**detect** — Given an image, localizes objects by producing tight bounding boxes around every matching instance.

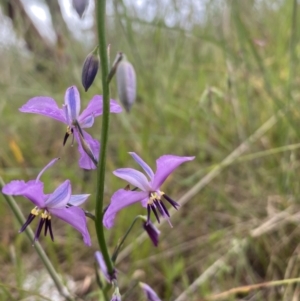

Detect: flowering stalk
[0,177,73,301]
[95,0,114,274]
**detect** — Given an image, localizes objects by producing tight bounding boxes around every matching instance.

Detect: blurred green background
[1,0,300,300]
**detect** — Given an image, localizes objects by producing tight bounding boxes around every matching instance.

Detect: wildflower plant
[0,1,195,300]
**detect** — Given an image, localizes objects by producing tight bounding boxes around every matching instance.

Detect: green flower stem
[0,177,73,301]
[111,215,145,263]
[95,0,114,274]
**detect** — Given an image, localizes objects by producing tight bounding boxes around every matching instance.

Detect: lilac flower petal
[68,194,90,206]
[95,251,110,282]
[65,86,81,122]
[50,206,91,246]
[2,180,45,208]
[103,189,148,228]
[109,99,123,113]
[45,180,71,208]
[62,104,70,126]
[74,130,99,169]
[152,155,195,190]
[19,97,66,123]
[78,96,122,126]
[36,158,60,182]
[129,152,154,180]
[113,168,151,191]
[140,282,162,301]
[141,197,149,207]
[80,114,94,128]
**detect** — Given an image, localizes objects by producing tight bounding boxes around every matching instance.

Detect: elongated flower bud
[140,283,162,301]
[116,58,136,112]
[143,221,160,247]
[82,50,99,92]
[72,0,89,18]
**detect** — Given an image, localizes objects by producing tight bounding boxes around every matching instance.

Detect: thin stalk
[0,178,73,301]
[287,0,298,96]
[111,215,144,263]
[95,0,114,273]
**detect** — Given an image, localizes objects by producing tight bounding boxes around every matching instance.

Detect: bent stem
[95,0,114,274]
[111,215,145,263]
[0,177,73,301]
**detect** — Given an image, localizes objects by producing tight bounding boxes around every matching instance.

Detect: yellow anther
[41,212,48,219]
[150,192,161,200]
[148,192,163,205]
[31,207,40,216]
[66,126,72,135]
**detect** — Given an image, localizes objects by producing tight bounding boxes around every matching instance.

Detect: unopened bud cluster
[81,49,137,112]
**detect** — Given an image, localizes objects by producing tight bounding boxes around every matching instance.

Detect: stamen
[45,217,54,241]
[34,218,46,242]
[146,205,151,224]
[150,204,160,223]
[153,200,164,216]
[74,120,84,138]
[77,129,98,167]
[44,218,49,236]
[19,213,36,233]
[159,201,170,217]
[48,218,54,241]
[71,131,75,146]
[31,207,40,215]
[63,132,70,146]
[163,194,180,209]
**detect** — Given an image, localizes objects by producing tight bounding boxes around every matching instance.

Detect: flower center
[145,192,180,227]
[20,207,54,243]
[147,191,164,205]
[31,207,51,219]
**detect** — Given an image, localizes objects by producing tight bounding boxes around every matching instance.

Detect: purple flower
[143,220,160,247]
[2,159,91,246]
[140,282,162,301]
[95,251,116,283]
[103,153,195,228]
[19,86,122,169]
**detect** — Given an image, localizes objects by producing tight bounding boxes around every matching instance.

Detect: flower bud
[116,58,136,112]
[81,50,99,92]
[72,0,89,18]
[143,221,160,247]
[140,282,162,301]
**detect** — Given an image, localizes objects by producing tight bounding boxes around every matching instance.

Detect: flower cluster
[2,66,194,299]
[3,85,123,244]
